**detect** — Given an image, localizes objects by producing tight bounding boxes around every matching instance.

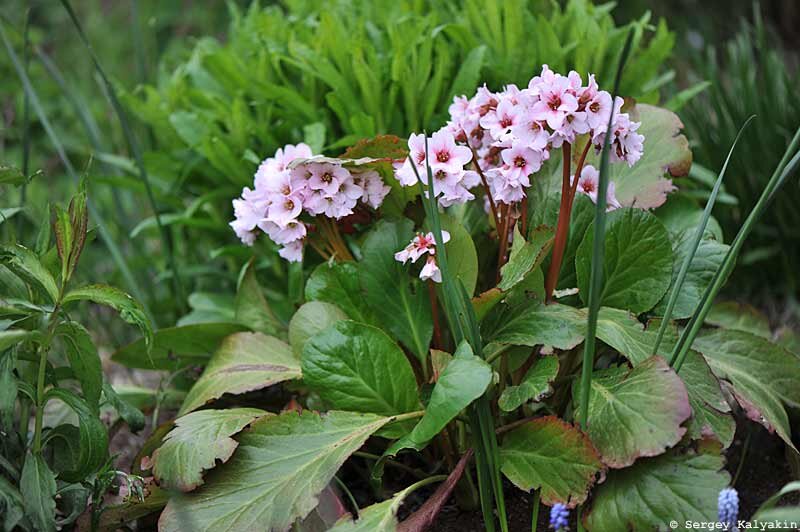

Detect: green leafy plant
[0,179,153,531]
[103,42,800,530]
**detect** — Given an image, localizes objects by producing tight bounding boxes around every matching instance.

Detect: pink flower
[480,98,520,140]
[419,256,442,283]
[531,74,579,130]
[511,118,549,151]
[267,193,303,226]
[573,165,622,211]
[359,170,390,209]
[394,231,451,264]
[428,129,472,174]
[585,90,613,131]
[308,163,349,195]
[278,240,304,262]
[501,145,542,184]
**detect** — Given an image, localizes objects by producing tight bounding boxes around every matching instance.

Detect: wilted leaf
[152,408,268,491]
[573,356,691,468]
[576,209,673,313]
[159,411,390,532]
[179,332,301,415]
[499,416,603,507]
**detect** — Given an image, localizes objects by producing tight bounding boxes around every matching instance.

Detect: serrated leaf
[43,388,108,481]
[62,284,153,348]
[302,321,419,437]
[378,343,491,474]
[235,260,282,336]
[288,301,347,358]
[573,356,691,468]
[112,322,249,370]
[584,447,729,531]
[693,329,800,451]
[159,411,390,532]
[498,354,559,412]
[20,453,56,532]
[0,244,59,303]
[56,322,102,412]
[152,408,268,492]
[179,332,301,415]
[306,262,377,325]
[360,219,432,362]
[499,225,554,292]
[653,229,729,319]
[499,416,603,507]
[576,208,673,313]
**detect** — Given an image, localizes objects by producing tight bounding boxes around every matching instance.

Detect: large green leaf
[56,322,102,412]
[593,104,691,209]
[0,244,59,303]
[653,229,729,319]
[705,301,771,338]
[498,354,559,412]
[288,301,347,358]
[63,284,153,348]
[379,343,491,471]
[498,226,554,292]
[306,262,377,325]
[20,453,56,532]
[43,388,108,480]
[679,351,735,447]
[440,214,479,296]
[576,209,673,313]
[573,356,691,468]
[0,475,26,532]
[179,332,301,415]
[235,260,282,336]
[302,321,419,430]
[693,329,800,450]
[360,219,432,362]
[499,416,602,507]
[584,447,729,531]
[482,300,585,350]
[112,322,249,370]
[159,411,390,532]
[152,408,268,492]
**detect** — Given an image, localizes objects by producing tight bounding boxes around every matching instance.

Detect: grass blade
[653,115,755,356]
[17,7,31,236]
[0,19,153,322]
[671,126,800,372]
[578,28,635,431]
[58,0,185,312]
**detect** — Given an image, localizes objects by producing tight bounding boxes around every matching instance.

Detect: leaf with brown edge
[397,450,473,532]
[178,332,301,415]
[499,417,602,507]
[152,408,269,492]
[573,356,691,468]
[586,104,690,209]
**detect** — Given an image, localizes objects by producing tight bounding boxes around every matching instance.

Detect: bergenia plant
[110,58,800,532]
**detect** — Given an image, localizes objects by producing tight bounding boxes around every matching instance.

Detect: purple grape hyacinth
[718,487,739,530]
[549,503,569,530]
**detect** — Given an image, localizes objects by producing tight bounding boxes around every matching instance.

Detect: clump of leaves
[0,179,153,531]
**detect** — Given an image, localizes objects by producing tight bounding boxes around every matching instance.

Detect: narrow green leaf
[0,475,26,532]
[55,322,102,412]
[102,382,146,433]
[20,453,56,532]
[62,284,152,348]
[0,245,59,303]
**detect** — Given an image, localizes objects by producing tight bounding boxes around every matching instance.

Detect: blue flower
[549,503,570,530]
[718,487,739,528]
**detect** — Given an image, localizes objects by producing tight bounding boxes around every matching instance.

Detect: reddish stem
[544,144,572,302]
[569,140,593,204]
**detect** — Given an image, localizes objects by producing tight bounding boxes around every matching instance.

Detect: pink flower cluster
[573,165,622,212]
[230,143,390,261]
[395,131,481,207]
[394,231,451,283]
[414,64,645,206]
